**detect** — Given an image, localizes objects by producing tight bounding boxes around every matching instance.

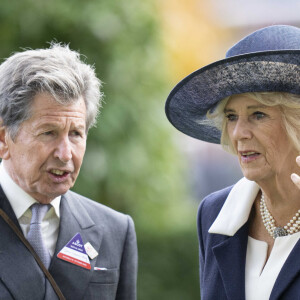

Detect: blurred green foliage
[0,0,200,298]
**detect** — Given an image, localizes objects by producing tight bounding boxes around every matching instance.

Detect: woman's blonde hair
[207,92,300,154]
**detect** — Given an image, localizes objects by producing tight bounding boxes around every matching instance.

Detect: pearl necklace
[260,192,300,239]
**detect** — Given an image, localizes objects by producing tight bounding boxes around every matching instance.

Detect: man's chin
[33,186,72,203]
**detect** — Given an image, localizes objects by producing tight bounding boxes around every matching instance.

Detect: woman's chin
[241,170,265,182]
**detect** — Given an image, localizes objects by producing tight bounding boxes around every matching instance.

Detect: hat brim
[165,50,300,144]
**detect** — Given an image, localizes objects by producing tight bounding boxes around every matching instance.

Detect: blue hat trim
[165,25,300,143]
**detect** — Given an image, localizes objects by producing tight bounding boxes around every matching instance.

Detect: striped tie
[27,203,51,268]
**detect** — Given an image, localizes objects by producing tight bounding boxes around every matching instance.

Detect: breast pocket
[84,268,119,300]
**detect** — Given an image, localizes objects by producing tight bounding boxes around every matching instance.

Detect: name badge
[84,242,99,260]
[57,233,91,270]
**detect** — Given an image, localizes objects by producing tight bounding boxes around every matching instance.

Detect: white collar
[0,163,61,219]
[208,177,260,236]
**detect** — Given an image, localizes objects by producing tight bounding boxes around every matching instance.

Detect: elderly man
[0,44,137,300]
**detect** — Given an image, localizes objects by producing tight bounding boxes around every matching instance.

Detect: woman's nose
[232,118,252,141]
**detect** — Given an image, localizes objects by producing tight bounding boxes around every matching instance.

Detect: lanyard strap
[0,208,66,300]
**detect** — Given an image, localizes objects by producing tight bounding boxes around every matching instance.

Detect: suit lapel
[50,192,103,300]
[212,223,249,300]
[0,185,47,300]
[0,185,21,231]
[270,238,300,299]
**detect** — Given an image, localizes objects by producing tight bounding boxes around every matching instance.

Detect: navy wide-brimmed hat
[165,25,300,144]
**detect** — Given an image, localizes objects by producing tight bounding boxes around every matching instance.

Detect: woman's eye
[253,111,266,120]
[225,114,237,122]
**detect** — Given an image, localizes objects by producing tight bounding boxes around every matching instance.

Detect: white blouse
[246,233,300,299]
[208,177,300,300]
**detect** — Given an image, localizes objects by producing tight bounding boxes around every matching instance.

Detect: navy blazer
[0,186,137,300]
[197,185,300,300]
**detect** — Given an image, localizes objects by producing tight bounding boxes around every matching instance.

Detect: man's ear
[0,120,10,160]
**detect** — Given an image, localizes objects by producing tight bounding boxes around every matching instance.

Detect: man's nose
[54,137,72,163]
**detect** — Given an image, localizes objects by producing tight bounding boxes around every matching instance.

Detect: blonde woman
[166,25,300,299]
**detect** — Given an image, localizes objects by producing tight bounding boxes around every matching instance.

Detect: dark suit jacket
[197,185,300,300]
[0,186,137,300]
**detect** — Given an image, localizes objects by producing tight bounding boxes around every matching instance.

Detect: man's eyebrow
[73,125,86,131]
[35,123,57,129]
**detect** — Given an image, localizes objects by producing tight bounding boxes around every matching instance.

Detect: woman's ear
[0,121,10,160]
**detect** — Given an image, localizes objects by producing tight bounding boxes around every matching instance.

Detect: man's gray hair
[0,42,102,139]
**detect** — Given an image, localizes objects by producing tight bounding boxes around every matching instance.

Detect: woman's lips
[239,151,261,163]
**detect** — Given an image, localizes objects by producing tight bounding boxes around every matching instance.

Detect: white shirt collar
[0,163,61,219]
[208,177,260,236]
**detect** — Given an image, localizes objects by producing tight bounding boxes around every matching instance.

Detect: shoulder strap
[0,208,66,300]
